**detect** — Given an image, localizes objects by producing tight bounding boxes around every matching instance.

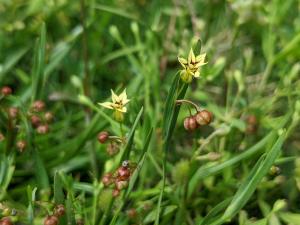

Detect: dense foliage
[0,0,300,224]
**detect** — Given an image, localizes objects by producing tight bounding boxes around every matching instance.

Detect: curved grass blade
[219,130,286,223]
[188,131,276,197]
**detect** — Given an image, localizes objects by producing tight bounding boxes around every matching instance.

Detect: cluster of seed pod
[0,86,54,153]
[43,204,65,225]
[0,217,13,225]
[101,160,135,197]
[184,109,213,131]
[97,131,122,156]
[29,100,54,135]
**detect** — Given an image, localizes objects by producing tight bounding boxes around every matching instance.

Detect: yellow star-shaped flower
[178,48,207,83]
[99,89,130,113]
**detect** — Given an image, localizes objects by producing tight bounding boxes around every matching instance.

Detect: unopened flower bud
[270,166,281,175]
[97,131,109,144]
[8,107,18,119]
[37,124,49,134]
[30,115,41,127]
[0,217,13,225]
[117,167,130,179]
[54,204,65,217]
[115,179,128,190]
[32,100,45,112]
[44,215,58,225]
[112,188,120,197]
[44,112,54,122]
[195,110,213,125]
[1,86,12,96]
[102,173,114,187]
[16,140,26,152]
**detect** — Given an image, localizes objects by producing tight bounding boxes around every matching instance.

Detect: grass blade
[220,130,286,223]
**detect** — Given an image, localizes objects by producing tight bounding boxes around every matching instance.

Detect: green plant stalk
[155,74,188,225]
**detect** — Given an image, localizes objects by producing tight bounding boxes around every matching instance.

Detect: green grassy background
[0,0,300,224]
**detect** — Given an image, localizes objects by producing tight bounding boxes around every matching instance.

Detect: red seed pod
[54,204,65,217]
[126,208,137,219]
[102,173,114,187]
[32,100,45,112]
[117,167,130,179]
[183,116,198,131]
[16,140,26,152]
[0,217,13,225]
[37,124,49,134]
[115,179,128,190]
[106,142,119,156]
[44,112,54,122]
[246,115,258,134]
[183,117,190,130]
[188,116,198,130]
[8,107,18,119]
[30,115,41,127]
[44,215,58,225]
[112,188,120,197]
[195,110,213,126]
[1,86,12,96]
[97,131,109,144]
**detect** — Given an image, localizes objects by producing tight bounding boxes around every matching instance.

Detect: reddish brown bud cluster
[0,217,13,225]
[1,86,12,96]
[44,215,58,225]
[44,204,65,225]
[246,114,258,134]
[29,101,54,135]
[184,110,213,131]
[101,160,135,197]
[97,131,121,156]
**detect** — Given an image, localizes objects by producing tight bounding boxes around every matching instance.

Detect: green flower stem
[176,99,201,112]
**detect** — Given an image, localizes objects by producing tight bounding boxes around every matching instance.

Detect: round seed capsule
[97,131,109,144]
[1,86,12,96]
[44,215,58,225]
[0,217,13,225]
[195,110,213,125]
[102,173,114,187]
[54,204,65,217]
[112,188,120,197]
[32,100,45,112]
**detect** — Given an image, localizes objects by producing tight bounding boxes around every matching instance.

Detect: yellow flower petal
[111,89,119,103]
[98,102,114,109]
[178,57,188,68]
[194,71,200,78]
[196,53,206,63]
[119,89,130,105]
[188,48,196,63]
